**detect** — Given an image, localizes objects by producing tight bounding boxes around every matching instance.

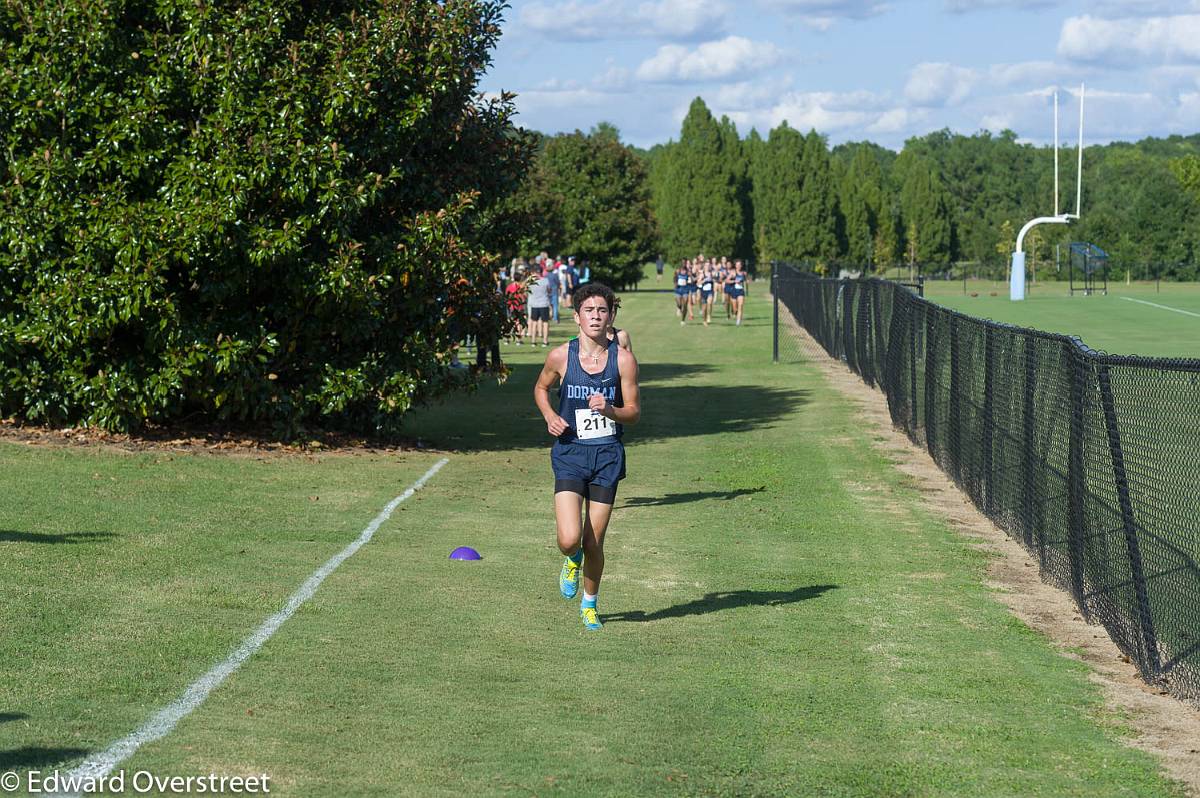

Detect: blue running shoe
[559,555,581,599]
[580,603,602,630]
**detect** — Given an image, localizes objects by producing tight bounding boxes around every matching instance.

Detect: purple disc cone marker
[449,546,482,560]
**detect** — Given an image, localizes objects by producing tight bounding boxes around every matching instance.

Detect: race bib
[677,276,687,286]
[575,407,616,440]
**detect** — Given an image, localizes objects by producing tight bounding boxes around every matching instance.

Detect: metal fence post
[1097,364,1161,678]
[908,299,918,435]
[982,325,995,517]
[772,262,779,363]
[924,309,939,460]
[1066,342,1089,619]
[948,315,961,483]
[1022,334,1037,553]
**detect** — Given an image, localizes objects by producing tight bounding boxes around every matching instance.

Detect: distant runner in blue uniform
[699,266,716,326]
[728,260,748,326]
[673,263,690,324]
[534,283,642,630]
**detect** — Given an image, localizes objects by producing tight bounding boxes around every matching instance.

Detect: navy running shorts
[551,440,626,489]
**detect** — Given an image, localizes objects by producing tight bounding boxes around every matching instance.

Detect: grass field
[0,275,1188,796]
[922,279,1200,359]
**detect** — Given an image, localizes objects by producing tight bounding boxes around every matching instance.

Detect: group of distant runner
[662,255,749,327]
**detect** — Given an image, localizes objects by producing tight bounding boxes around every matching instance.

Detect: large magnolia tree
[0,0,531,435]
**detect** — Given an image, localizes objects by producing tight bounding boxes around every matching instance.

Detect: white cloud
[758,0,891,27]
[593,66,634,91]
[519,0,730,42]
[760,0,890,30]
[987,61,1083,87]
[977,86,1200,142]
[635,36,785,82]
[905,62,980,106]
[1092,1,1200,13]
[1148,65,1200,89]
[943,0,1056,11]
[717,89,899,135]
[1058,14,1200,65]
[866,108,928,134]
[711,77,796,111]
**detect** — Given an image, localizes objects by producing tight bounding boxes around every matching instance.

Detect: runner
[729,259,748,326]
[607,297,633,353]
[533,283,641,631]
[673,262,690,324]
[686,262,698,322]
[699,265,716,326]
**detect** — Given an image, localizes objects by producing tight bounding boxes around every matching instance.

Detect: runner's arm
[590,349,639,425]
[534,346,570,437]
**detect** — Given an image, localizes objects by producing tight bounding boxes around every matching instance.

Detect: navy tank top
[557,338,623,446]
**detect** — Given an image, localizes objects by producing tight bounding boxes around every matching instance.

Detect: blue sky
[478,0,1200,149]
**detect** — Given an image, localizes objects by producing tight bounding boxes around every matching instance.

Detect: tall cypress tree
[720,115,753,261]
[899,156,954,266]
[840,145,885,268]
[754,122,806,263]
[796,130,842,264]
[655,98,743,261]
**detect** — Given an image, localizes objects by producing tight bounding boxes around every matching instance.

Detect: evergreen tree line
[642,97,1200,280]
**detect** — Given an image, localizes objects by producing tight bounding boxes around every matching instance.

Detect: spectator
[565,256,580,296]
[505,267,528,344]
[546,264,561,323]
[527,267,552,346]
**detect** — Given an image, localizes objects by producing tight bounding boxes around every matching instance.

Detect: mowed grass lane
[3,278,1184,796]
[0,445,444,777]
[924,279,1200,358]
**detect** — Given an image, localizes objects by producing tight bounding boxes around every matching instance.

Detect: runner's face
[575,297,611,336]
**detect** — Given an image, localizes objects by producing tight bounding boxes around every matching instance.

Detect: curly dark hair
[572,282,616,312]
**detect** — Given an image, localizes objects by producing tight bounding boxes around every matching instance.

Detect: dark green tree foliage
[838,145,885,268]
[0,1,530,433]
[743,127,766,260]
[752,122,806,263]
[529,127,658,288]
[795,130,842,262]
[720,115,754,261]
[654,98,743,261]
[898,154,954,265]
[1075,147,1200,276]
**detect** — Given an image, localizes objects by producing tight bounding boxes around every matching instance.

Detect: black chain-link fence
[772,263,1200,702]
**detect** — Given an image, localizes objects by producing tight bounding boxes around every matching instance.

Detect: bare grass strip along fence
[774,266,1200,703]
[56,458,449,796]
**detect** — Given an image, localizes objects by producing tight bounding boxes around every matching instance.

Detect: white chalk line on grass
[55,457,449,796]
[1121,296,1200,319]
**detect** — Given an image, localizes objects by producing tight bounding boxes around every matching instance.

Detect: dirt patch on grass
[0,418,425,458]
[784,321,1200,795]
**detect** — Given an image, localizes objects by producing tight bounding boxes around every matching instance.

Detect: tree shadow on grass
[0,746,90,770]
[0,531,117,544]
[0,713,27,724]
[604,584,837,623]
[401,362,810,452]
[620,486,766,508]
